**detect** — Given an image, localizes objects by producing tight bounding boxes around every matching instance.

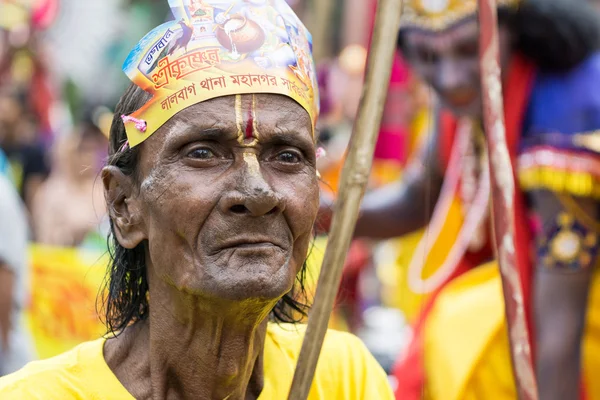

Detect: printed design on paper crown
[401,0,519,31]
[122,0,319,147]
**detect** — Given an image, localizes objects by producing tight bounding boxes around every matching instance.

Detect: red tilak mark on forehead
[244,105,253,140]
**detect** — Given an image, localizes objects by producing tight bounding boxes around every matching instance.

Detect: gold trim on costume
[401,0,519,32]
[518,145,600,198]
[519,168,600,199]
[541,210,598,271]
[550,230,581,263]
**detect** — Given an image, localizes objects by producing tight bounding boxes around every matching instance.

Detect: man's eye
[188,148,215,159]
[276,151,301,163]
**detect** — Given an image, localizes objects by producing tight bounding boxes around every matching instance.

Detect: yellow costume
[0,324,393,399]
[424,261,600,400]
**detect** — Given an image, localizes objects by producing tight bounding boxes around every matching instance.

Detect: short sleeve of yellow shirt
[0,323,393,399]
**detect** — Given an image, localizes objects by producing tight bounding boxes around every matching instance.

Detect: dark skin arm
[318,128,444,239]
[532,190,599,400]
[355,125,445,239]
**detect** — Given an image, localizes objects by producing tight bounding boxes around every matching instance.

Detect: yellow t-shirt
[0,323,393,399]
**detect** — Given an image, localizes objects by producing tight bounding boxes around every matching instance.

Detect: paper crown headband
[122,0,319,147]
[401,0,519,31]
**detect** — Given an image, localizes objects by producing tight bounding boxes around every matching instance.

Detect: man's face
[111,94,319,303]
[403,19,511,117]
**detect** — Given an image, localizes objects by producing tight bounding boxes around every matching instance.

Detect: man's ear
[102,166,146,249]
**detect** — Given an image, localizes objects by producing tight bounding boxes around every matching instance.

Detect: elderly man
[0,1,393,399]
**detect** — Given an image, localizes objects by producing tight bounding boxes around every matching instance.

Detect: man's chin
[193,255,295,301]
[204,273,294,302]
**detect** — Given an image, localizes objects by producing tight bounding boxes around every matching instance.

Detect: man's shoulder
[0,357,75,399]
[267,323,366,354]
[0,339,104,399]
[267,323,394,398]
[267,323,376,371]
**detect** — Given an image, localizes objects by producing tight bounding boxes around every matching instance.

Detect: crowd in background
[3,0,563,381]
[2,0,430,377]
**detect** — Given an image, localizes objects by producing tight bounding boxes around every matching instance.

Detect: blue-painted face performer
[317,0,600,399]
[0,1,394,399]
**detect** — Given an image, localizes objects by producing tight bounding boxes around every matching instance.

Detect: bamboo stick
[307,0,336,62]
[287,0,403,398]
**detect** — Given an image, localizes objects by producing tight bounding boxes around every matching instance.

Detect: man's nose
[218,153,284,217]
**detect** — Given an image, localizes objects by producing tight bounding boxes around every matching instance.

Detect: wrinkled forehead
[149,93,313,146]
[403,18,478,51]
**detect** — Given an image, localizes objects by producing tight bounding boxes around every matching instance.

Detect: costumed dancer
[0,1,393,399]
[318,0,600,398]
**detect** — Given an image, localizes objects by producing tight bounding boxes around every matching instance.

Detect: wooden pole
[308,0,336,62]
[477,0,538,399]
[287,0,403,399]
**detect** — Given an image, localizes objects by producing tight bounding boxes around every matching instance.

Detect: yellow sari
[423,262,600,400]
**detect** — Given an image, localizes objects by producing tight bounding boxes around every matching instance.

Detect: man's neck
[105,279,277,400]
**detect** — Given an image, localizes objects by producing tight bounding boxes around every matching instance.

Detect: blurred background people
[0,174,34,376]
[0,88,50,212]
[31,122,107,247]
[316,1,600,399]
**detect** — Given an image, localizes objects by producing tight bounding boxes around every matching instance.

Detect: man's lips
[217,238,284,251]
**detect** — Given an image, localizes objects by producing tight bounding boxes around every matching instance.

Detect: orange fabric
[392,55,537,399]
